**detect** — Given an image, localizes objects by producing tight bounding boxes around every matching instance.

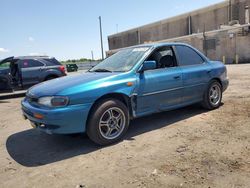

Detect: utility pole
[116,24,118,33]
[245,5,249,24]
[99,16,104,60]
[137,29,141,44]
[229,0,232,22]
[91,50,94,60]
[203,23,207,57]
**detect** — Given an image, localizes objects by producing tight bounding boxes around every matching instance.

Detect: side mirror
[139,60,156,72]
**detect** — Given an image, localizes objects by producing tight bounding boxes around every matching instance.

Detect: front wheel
[202,80,222,110]
[87,99,130,145]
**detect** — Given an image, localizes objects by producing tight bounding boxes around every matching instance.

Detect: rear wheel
[87,99,130,145]
[202,80,222,110]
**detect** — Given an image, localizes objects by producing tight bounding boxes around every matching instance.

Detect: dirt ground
[0,64,250,188]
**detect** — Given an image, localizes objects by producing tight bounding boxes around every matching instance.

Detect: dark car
[0,56,66,91]
[66,64,78,72]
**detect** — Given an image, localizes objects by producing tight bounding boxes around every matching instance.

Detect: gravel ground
[0,64,249,188]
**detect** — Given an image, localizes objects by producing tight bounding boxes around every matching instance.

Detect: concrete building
[107,0,250,64]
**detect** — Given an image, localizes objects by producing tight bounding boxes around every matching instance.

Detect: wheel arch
[210,77,222,87]
[44,74,59,81]
[86,92,134,127]
[202,77,223,110]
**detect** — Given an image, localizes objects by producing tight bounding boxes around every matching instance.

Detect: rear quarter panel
[40,66,64,81]
[209,61,227,83]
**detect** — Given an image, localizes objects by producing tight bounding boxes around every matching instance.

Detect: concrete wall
[108,0,250,51]
[231,0,250,23]
[107,24,250,64]
[166,24,250,64]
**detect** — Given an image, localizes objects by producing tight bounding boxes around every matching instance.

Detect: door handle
[174,76,181,79]
[207,70,212,73]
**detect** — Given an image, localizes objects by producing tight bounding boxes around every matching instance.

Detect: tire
[202,80,222,110]
[87,99,130,145]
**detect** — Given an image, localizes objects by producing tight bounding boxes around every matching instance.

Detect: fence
[73,61,99,70]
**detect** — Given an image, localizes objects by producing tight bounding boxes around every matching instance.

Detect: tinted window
[20,59,44,68]
[176,46,204,66]
[44,58,61,65]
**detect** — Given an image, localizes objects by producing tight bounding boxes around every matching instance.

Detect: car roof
[132,42,191,48]
[13,56,55,60]
[0,56,59,65]
[109,42,192,53]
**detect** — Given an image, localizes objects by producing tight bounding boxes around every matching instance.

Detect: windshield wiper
[91,68,112,73]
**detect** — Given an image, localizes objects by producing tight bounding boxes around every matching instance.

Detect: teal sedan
[22,43,229,145]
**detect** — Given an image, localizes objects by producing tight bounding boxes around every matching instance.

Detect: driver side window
[146,46,177,70]
[0,61,11,68]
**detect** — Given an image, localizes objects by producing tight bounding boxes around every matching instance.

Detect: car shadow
[0,100,10,103]
[6,104,207,167]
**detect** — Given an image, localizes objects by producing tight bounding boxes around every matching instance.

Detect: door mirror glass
[140,60,156,72]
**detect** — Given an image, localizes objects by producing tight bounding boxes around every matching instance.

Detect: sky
[0,0,223,61]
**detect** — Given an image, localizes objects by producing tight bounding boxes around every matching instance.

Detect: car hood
[28,72,120,97]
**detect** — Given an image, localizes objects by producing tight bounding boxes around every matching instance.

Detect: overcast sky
[0,0,223,61]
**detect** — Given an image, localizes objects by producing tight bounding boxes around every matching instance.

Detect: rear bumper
[21,99,92,134]
[222,78,229,92]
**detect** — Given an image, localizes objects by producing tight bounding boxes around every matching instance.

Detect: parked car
[21,43,229,145]
[0,56,66,91]
[66,64,78,72]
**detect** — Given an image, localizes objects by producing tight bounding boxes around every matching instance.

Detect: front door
[136,46,183,116]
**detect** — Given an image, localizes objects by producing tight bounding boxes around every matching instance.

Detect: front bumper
[21,99,92,134]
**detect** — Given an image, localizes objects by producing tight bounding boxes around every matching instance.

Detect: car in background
[21,43,229,145]
[66,64,78,72]
[0,56,66,91]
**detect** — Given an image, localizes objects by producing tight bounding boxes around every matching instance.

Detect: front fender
[59,73,137,106]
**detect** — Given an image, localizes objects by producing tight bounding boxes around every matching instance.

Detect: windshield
[89,47,150,72]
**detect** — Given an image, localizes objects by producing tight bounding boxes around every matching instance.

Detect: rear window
[44,58,61,66]
[175,45,204,66]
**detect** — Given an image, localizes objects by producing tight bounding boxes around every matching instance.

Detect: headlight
[38,96,69,107]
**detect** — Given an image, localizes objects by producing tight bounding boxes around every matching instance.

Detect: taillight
[59,65,66,74]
